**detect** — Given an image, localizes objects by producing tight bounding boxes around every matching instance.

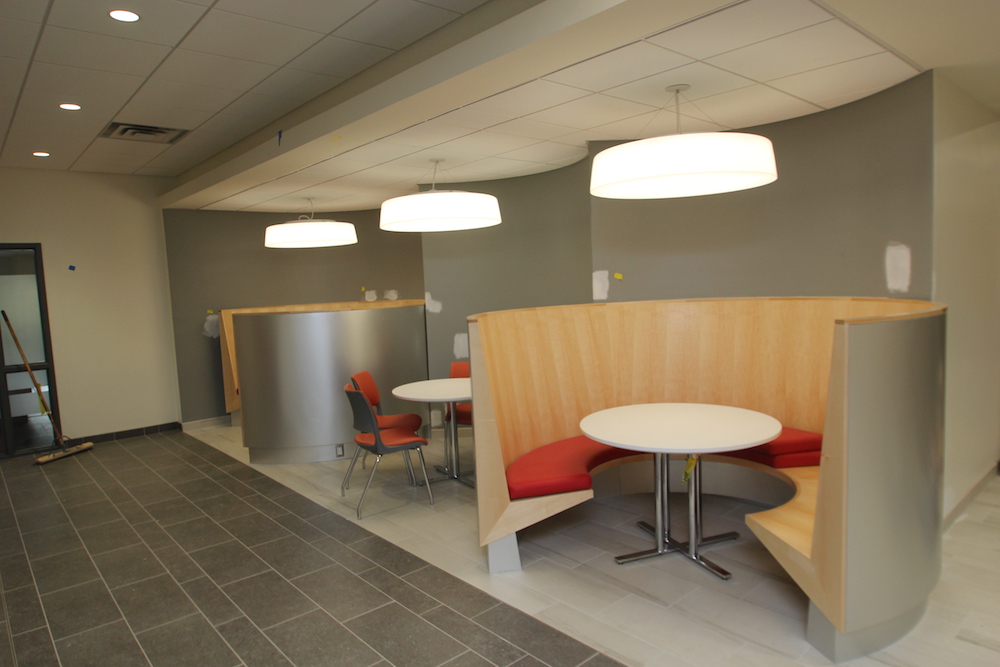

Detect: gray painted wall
[592,73,934,302]
[420,160,594,379]
[163,208,424,422]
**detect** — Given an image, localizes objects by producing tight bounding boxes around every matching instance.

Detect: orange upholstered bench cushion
[506,435,637,500]
[721,426,823,468]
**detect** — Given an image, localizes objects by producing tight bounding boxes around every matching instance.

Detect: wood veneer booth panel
[468,297,946,662]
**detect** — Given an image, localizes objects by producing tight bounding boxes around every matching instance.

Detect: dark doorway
[0,244,60,457]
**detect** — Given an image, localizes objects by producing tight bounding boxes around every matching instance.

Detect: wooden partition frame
[469,297,946,662]
[219,300,424,413]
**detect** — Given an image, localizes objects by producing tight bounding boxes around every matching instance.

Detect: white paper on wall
[592,270,610,301]
[885,242,912,293]
[425,291,443,313]
[453,333,469,359]
[202,313,220,338]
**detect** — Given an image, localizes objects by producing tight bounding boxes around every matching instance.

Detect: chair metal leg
[357,454,382,520]
[416,447,434,506]
[403,450,416,486]
[341,446,362,496]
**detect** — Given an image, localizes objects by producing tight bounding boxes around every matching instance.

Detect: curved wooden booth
[468,297,946,662]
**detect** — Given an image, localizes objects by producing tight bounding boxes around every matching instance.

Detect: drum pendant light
[380,160,501,232]
[264,200,358,248]
[590,85,777,199]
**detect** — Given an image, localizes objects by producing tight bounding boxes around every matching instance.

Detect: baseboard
[66,421,182,447]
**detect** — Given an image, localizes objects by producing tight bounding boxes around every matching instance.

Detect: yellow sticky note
[613,272,624,280]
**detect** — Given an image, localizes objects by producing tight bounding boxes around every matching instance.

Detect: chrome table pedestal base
[615,454,736,579]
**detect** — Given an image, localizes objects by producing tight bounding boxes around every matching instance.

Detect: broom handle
[1,310,63,441]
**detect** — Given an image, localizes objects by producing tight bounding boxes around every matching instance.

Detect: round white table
[392,378,473,487]
[580,403,781,579]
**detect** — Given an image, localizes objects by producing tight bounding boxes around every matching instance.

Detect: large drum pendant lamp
[264,219,358,247]
[380,160,501,232]
[264,199,358,248]
[590,85,777,199]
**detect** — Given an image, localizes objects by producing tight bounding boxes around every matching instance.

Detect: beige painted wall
[0,168,180,438]
[932,74,1000,517]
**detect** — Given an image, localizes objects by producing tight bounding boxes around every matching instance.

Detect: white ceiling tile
[288,156,375,179]
[46,0,210,46]
[768,52,920,108]
[544,41,691,92]
[278,179,367,201]
[383,122,474,148]
[390,146,483,169]
[10,89,121,136]
[0,18,41,59]
[680,84,822,129]
[419,0,490,12]
[135,166,182,176]
[285,35,394,78]
[707,20,885,82]
[335,0,458,50]
[213,0,375,33]
[650,0,833,60]
[455,155,546,180]
[76,136,171,160]
[340,140,424,164]
[489,118,578,141]
[604,61,755,107]
[133,79,245,115]
[180,9,325,66]
[432,107,511,130]
[250,68,344,102]
[466,79,590,117]
[0,0,48,22]
[335,163,429,187]
[0,56,30,95]
[34,26,171,77]
[217,92,301,120]
[193,113,268,140]
[0,123,96,168]
[438,130,540,155]
[153,49,277,91]
[590,109,725,140]
[24,61,145,100]
[498,141,588,165]
[524,93,655,130]
[118,80,244,129]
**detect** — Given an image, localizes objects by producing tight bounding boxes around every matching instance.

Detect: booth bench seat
[506,427,822,501]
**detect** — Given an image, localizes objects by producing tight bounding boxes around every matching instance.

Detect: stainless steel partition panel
[234,305,428,463]
[843,313,945,631]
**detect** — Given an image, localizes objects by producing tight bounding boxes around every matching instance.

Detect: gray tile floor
[0,431,622,667]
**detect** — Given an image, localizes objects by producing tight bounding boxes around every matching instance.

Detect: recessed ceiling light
[59,103,82,111]
[109,10,140,23]
[33,152,50,157]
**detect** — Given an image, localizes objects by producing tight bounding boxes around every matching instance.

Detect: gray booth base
[247,443,344,465]
[807,600,927,664]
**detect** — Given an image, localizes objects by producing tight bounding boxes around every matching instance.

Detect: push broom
[1,310,92,464]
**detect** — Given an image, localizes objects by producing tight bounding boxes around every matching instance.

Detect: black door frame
[0,243,60,457]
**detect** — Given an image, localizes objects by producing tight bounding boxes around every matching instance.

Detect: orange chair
[342,386,433,519]
[445,361,473,426]
[350,371,422,432]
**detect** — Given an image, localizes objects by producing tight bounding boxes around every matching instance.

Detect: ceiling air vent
[101,122,189,144]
